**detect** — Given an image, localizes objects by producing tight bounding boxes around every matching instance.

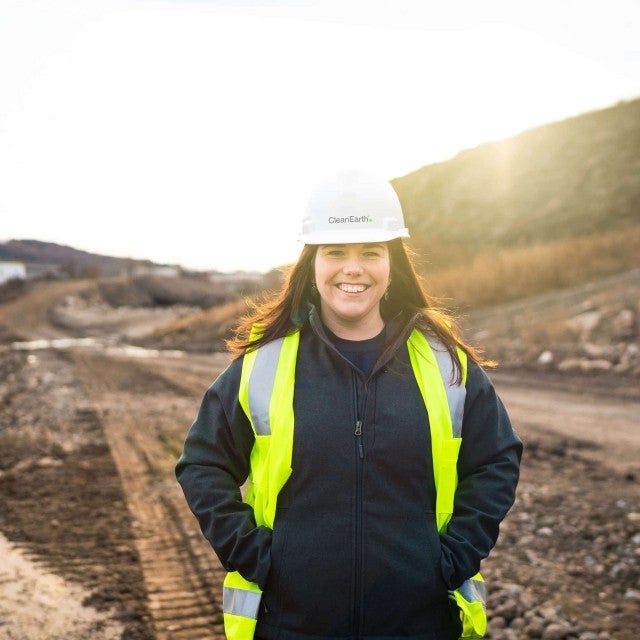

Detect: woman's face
[314,242,390,339]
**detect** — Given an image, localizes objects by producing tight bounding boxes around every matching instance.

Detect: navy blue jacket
[176,310,522,640]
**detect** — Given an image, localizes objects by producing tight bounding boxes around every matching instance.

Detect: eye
[362,247,385,258]
[323,247,345,257]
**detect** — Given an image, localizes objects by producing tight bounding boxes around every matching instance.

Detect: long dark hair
[226,239,490,379]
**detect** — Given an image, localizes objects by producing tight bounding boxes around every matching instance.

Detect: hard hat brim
[299,227,410,245]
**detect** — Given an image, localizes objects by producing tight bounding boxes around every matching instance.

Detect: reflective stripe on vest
[457,575,487,604]
[407,331,465,532]
[407,331,488,638]
[246,337,286,435]
[223,584,262,618]
[223,327,487,640]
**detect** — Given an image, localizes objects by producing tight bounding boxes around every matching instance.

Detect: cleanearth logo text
[327,215,373,224]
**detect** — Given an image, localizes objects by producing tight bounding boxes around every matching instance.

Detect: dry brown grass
[422,227,640,311]
[153,297,251,334]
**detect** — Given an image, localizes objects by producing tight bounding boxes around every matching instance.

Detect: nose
[343,260,363,276]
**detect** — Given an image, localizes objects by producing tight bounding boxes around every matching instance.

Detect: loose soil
[0,279,638,640]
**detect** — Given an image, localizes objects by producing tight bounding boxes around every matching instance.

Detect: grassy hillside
[392,98,640,268]
[391,98,640,308]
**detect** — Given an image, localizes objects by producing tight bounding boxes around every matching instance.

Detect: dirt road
[491,369,640,477]
[0,280,638,640]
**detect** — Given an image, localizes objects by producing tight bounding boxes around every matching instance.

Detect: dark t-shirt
[325,326,386,375]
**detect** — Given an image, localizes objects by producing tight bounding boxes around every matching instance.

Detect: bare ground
[0,278,638,640]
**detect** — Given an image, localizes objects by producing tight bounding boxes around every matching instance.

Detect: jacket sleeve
[174,358,272,588]
[439,361,523,589]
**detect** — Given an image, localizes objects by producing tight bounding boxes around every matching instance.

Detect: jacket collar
[306,305,421,377]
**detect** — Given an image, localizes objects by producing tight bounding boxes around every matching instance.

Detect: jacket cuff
[229,525,273,589]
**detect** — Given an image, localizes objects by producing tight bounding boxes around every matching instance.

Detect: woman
[176,169,522,640]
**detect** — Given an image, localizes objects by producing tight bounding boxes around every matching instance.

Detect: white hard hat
[299,169,410,244]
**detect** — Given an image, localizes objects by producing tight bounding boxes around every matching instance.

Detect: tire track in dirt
[72,351,229,640]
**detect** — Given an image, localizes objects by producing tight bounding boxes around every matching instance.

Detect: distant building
[132,265,181,278]
[0,261,27,284]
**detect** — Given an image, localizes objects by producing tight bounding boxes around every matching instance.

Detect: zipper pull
[355,420,364,459]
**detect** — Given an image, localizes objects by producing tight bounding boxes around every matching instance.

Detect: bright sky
[1,0,639,273]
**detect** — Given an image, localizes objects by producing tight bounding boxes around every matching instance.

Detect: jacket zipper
[306,309,418,636]
[354,420,364,459]
[353,373,369,638]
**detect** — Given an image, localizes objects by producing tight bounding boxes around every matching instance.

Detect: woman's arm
[175,359,272,588]
[439,361,523,589]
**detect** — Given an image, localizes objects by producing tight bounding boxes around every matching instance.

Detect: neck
[320,312,384,341]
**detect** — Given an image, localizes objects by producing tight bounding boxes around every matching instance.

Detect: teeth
[339,283,367,293]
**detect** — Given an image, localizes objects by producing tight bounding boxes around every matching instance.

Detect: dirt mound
[464,269,640,381]
[97,275,232,309]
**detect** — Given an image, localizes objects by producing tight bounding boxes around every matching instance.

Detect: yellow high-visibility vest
[222,327,487,640]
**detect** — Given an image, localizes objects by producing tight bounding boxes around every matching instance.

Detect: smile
[337,283,368,293]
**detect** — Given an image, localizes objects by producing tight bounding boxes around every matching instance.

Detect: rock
[558,358,612,372]
[581,343,616,360]
[609,561,629,579]
[524,617,546,637]
[497,582,524,597]
[586,358,613,371]
[617,343,640,372]
[493,601,518,622]
[539,606,560,621]
[611,308,636,339]
[557,358,582,371]
[565,311,602,338]
[538,350,554,365]
[542,622,573,639]
[490,615,507,629]
[509,617,526,630]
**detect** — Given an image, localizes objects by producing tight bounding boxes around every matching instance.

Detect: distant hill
[392,98,640,267]
[0,239,160,277]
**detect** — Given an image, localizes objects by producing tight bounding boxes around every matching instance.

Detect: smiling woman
[175,169,522,640]
[313,242,391,339]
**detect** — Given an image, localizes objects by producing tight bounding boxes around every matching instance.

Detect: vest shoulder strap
[406,328,467,532]
[239,329,300,528]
